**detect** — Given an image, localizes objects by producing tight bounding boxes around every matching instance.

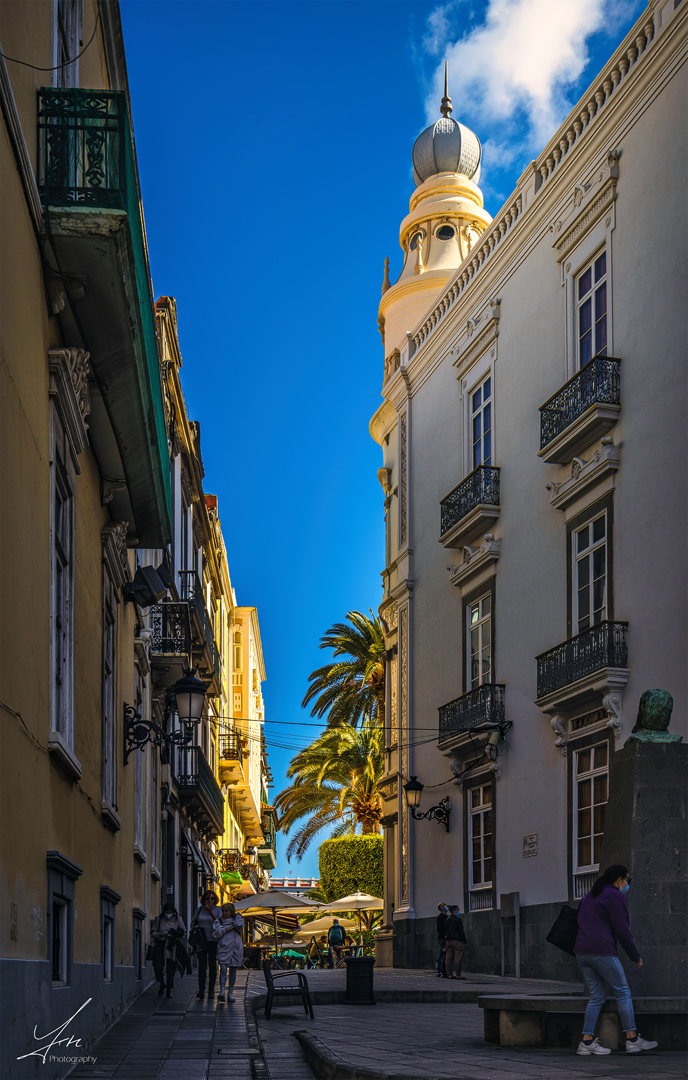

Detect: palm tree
[274,719,384,861]
[302,610,385,729]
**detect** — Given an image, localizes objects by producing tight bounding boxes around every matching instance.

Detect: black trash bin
[344,955,375,1005]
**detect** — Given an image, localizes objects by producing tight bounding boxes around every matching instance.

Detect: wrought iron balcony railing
[536,621,628,699]
[149,602,191,658]
[219,731,243,766]
[440,466,500,538]
[179,570,222,680]
[38,88,127,209]
[174,745,225,836]
[241,863,261,892]
[539,356,621,451]
[261,810,277,851]
[438,684,506,746]
[217,848,241,873]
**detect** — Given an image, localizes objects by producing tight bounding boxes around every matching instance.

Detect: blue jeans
[577,954,636,1035]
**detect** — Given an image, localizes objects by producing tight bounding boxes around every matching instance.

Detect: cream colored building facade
[372,1,687,975]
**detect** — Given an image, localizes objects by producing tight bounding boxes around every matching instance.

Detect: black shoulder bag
[546,904,579,956]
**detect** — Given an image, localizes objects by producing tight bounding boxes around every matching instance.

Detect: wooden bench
[478,993,687,1050]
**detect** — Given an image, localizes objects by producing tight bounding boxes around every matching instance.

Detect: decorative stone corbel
[134,628,152,677]
[377,467,392,495]
[545,438,620,510]
[551,714,568,756]
[488,761,501,782]
[48,347,91,462]
[102,522,132,592]
[449,757,464,792]
[603,691,623,741]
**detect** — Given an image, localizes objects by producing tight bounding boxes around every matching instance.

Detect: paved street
[71,967,685,1080]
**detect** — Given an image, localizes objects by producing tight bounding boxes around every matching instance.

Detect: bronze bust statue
[626,689,682,744]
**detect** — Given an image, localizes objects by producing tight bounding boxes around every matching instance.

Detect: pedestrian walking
[575,864,658,1056]
[212,902,244,1003]
[190,889,222,999]
[443,905,467,979]
[436,903,448,977]
[327,918,346,968]
[152,903,187,998]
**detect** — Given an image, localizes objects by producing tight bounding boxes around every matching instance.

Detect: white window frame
[460,348,497,479]
[572,509,608,634]
[50,406,76,747]
[563,210,615,380]
[470,372,493,470]
[574,741,609,875]
[469,783,493,905]
[102,564,118,810]
[576,248,608,370]
[467,593,492,690]
[52,0,83,88]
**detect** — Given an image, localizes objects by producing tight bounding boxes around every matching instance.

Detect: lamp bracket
[410,795,452,832]
[123,703,192,765]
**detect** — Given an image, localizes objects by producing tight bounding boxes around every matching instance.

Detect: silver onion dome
[412,63,482,187]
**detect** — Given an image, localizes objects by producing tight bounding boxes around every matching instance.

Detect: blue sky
[120,0,644,876]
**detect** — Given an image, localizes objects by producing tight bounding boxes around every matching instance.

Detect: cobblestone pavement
[250,968,686,1080]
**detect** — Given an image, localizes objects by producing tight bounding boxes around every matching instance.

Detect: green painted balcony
[258,808,278,870]
[37,87,171,546]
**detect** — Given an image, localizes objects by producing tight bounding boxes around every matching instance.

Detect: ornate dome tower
[379,65,492,364]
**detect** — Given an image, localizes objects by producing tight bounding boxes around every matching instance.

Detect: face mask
[620,883,630,893]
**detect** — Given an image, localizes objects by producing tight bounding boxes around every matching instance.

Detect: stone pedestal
[599,741,687,996]
[374,929,393,967]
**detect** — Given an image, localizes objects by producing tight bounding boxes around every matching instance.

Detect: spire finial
[440,60,452,118]
[381,256,391,296]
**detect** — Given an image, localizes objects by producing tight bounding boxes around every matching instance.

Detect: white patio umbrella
[322,890,384,942]
[233,889,326,953]
[294,915,358,936]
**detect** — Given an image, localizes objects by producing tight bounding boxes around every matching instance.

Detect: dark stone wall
[598,740,687,997]
[392,904,584,983]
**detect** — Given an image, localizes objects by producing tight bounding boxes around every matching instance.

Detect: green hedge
[319,835,383,902]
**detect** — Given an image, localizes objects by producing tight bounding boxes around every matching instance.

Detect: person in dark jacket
[436,904,448,977]
[152,904,187,998]
[443,905,467,979]
[190,889,222,999]
[575,864,658,1056]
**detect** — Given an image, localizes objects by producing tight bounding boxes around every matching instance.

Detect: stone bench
[478,994,687,1050]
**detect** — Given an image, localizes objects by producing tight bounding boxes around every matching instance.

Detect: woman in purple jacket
[575,864,658,1056]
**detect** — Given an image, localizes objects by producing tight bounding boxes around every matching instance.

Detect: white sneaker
[577,1038,611,1056]
[626,1035,658,1053]
[227,994,235,1002]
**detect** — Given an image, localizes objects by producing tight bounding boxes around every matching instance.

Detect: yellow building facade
[0,5,273,1073]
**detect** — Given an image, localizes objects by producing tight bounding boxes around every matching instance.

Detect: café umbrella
[323,890,384,941]
[233,889,325,953]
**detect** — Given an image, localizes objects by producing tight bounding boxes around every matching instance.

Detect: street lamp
[123,670,208,765]
[404,775,451,832]
[171,670,207,726]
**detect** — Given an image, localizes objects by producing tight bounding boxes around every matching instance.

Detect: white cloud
[423,0,637,148]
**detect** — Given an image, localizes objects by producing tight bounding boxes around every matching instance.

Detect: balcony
[438,684,506,750]
[218,731,244,784]
[258,808,278,870]
[179,571,222,695]
[535,622,629,730]
[174,746,225,840]
[37,88,171,546]
[538,356,621,464]
[240,863,261,893]
[217,848,242,873]
[439,466,500,548]
[148,602,192,687]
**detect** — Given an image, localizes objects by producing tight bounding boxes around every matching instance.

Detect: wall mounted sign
[522,833,538,858]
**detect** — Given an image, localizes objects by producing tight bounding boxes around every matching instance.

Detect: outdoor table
[344,954,376,1005]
